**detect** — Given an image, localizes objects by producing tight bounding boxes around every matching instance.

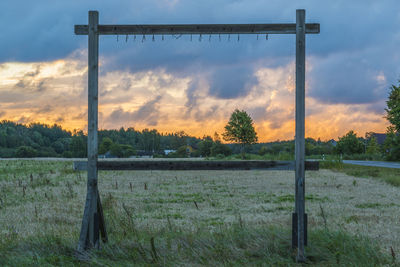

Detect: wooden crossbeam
[74,23,320,35]
[73,160,319,171]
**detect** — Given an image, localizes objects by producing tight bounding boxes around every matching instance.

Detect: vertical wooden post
[295,9,306,262]
[78,10,100,251]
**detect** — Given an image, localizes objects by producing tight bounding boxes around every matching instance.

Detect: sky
[0,0,399,142]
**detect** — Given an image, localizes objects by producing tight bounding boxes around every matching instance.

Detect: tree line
[0,121,233,158]
[0,119,340,159]
[0,79,398,160]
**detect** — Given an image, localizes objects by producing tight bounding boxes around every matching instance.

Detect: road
[343,160,400,169]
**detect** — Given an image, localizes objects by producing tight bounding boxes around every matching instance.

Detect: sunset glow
[0,55,389,141]
[0,1,398,142]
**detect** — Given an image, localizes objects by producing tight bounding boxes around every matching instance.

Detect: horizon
[0,119,383,143]
[1,1,399,142]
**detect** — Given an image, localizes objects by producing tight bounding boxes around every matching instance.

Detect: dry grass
[0,159,399,265]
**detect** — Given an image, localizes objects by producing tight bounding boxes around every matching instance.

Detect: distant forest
[0,120,336,158]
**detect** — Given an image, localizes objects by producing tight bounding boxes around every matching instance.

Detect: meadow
[0,159,399,266]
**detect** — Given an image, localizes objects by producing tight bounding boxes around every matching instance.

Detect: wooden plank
[295,9,306,262]
[74,23,320,35]
[73,160,319,171]
[97,192,108,243]
[78,10,100,251]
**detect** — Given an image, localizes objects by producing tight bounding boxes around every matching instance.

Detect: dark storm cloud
[309,52,382,104]
[209,65,257,99]
[106,95,162,126]
[1,0,400,114]
[184,78,201,117]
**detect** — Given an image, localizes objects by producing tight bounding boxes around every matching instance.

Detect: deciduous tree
[222,109,258,159]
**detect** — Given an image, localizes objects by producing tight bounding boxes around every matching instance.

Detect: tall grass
[0,160,398,266]
[0,212,394,266]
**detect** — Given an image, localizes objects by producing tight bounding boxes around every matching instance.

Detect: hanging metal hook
[162,34,164,41]
[209,34,211,42]
[237,34,240,42]
[228,34,230,42]
[152,34,155,42]
[126,35,128,42]
[266,34,269,40]
[117,35,119,42]
[134,34,136,41]
[142,34,146,42]
[199,34,202,42]
[190,34,192,41]
[219,34,221,42]
[257,34,259,40]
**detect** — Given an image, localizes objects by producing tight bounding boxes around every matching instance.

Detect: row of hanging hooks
[116,33,269,42]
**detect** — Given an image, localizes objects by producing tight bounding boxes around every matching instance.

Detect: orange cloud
[0,52,389,141]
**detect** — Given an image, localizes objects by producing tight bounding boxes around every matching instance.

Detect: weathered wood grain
[295,9,306,262]
[74,23,320,35]
[78,10,100,252]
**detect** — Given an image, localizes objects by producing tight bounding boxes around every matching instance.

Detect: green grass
[321,160,400,187]
[0,216,394,266]
[0,160,398,266]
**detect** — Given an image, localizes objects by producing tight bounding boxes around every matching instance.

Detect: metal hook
[266,34,269,40]
[162,34,164,41]
[228,34,230,42]
[237,34,240,42]
[209,34,211,42]
[190,34,192,41]
[219,34,221,42]
[257,34,259,40]
[134,34,136,41]
[126,35,128,42]
[117,35,119,42]
[199,34,202,42]
[142,34,146,42]
[152,34,155,42]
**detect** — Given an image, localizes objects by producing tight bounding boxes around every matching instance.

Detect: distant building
[328,139,337,147]
[164,149,176,155]
[99,151,117,158]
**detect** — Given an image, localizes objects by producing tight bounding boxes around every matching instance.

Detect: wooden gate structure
[74,10,320,261]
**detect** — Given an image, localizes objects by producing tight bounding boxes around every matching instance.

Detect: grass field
[320,160,400,187]
[0,159,399,266]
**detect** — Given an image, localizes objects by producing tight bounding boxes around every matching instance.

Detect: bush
[211,142,232,157]
[0,147,15,158]
[62,151,73,158]
[15,146,37,158]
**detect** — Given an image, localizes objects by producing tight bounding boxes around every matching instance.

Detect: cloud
[1,1,398,140]
[0,111,6,117]
[1,1,399,120]
[36,104,54,114]
[105,95,163,127]
[55,116,65,123]
[208,65,257,99]
[309,51,391,105]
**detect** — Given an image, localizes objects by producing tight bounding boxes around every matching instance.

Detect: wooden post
[78,10,100,251]
[295,9,306,262]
